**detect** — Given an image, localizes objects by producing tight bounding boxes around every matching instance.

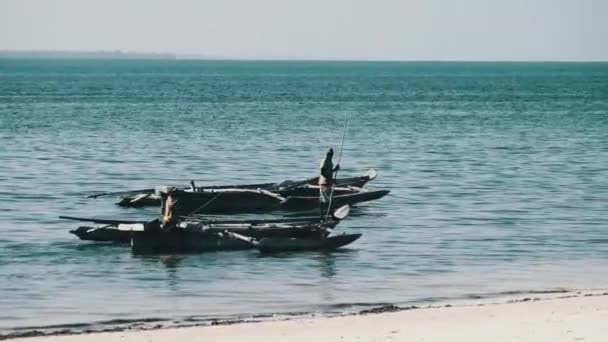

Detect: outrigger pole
[325,112,350,221]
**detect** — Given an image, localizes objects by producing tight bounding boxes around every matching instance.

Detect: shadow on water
[156,255,182,290]
[131,248,356,269]
[157,255,183,268]
[255,248,358,260]
[318,252,338,279]
[124,248,358,295]
[4,240,128,261]
[69,242,126,252]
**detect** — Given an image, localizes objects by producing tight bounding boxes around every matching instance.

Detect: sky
[0,0,606,61]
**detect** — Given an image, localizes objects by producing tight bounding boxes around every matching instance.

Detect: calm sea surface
[0,59,607,334]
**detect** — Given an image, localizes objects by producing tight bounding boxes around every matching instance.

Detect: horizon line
[0,49,606,63]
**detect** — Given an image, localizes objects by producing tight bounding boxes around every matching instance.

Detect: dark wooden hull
[169,189,389,215]
[70,220,337,244]
[130,227,330,254]
[256,234,362,253]
[172,189,281,214]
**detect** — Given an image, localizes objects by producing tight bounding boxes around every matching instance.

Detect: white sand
[11,293,608,342]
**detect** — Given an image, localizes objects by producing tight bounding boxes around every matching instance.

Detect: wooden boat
[63,205,351,244]
[69,220,337,244]
[107,169,378,208]
[158,187,389,216]
[116,184,364,208]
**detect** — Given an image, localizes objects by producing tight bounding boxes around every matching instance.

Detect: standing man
[161,187,179,231]
[319,148,340,207]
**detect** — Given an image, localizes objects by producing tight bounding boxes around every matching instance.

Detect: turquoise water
[0,59,607,334]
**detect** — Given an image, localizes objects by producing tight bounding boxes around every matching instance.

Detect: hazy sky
[0,0,606,60]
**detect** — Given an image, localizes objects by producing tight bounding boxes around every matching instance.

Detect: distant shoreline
[0,50,177,60]
[0,51,606,63]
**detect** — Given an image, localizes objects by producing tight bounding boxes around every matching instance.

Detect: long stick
[87,188,155,199]
[325,113,350,221]
[59,216,148,224]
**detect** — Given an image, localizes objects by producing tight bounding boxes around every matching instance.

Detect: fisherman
[161,187,179,231]
[319,148,340,206]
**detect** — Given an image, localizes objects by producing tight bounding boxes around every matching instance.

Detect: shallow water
[0,59,607,333]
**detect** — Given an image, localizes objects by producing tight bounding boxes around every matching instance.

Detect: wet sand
[7,291,607,342]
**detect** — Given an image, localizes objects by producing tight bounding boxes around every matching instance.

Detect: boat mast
[325,112,350,221]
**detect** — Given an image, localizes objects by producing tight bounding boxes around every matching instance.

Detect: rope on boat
[183,192,223,217]
[325,112,350,221]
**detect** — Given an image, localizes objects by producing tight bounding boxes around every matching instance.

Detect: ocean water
[0,59,607,335]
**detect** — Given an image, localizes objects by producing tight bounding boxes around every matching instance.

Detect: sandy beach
[8,292,607,342]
